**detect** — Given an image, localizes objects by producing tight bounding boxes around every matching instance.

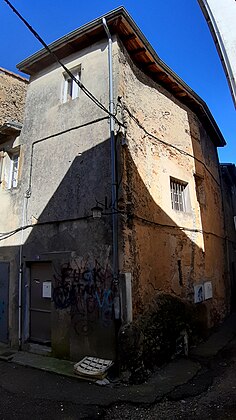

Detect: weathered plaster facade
[0,8,232,361]
[118,44,227,327]
[18,39,119,359]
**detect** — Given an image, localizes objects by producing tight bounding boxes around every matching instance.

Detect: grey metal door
[30,262,52,344]
[0,262,9,343]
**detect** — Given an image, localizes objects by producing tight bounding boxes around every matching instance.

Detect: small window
[63,66,81,102]
[170,178,187,212]
[8,153,19,189]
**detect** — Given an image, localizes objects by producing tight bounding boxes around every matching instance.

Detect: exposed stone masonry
[0,67,28,126]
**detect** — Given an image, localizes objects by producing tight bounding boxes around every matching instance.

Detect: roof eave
[17,6,126,74]
[17,6,226,148]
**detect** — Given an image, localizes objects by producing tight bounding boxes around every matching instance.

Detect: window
[63,66,81,102]
[170,178,187,212]
[8,153,19,189]
[0,148,20,190]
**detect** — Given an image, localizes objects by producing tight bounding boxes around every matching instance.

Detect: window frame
[170,177,188,212]
[63,66,81,103]
[8,151,20,189]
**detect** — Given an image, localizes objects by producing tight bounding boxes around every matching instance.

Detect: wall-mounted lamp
[91,205,103,219]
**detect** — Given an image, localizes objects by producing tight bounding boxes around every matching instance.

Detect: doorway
[30,262,52,344]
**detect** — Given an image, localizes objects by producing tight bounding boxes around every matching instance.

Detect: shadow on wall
[188,113,228,317]
[118,40,227,324]
[122,146,226,325]
[0,129,228,360]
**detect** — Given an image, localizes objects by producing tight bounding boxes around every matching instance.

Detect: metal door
[30,262,52,344]
[0,262,9,343]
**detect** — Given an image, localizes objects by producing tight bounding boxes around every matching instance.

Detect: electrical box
[204,281,213,300]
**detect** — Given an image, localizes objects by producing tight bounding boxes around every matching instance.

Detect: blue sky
[0,0,235,163]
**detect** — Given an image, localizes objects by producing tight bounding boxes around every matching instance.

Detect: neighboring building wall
[0,69,28,346]
[117,41,227,328]
[220,164,236,309]
[198,0,236,107]
[0,67,28,125]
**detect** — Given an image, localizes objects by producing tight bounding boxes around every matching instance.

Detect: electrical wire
[4,1,217,187]
[122,103,221,188]
[2,1,225,244]
[0,208,232,243]
[3,0,123,128]
[27,116,109,194]
[0,214,93,242]
[131,213,226,241]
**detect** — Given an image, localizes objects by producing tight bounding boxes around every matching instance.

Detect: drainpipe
[102,18,119,317]
[18,193,27,349]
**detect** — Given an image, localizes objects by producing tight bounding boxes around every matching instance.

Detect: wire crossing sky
[0,0,235,163]
[3,0,124,126]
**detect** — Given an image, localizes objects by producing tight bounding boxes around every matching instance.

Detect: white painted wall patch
[42,281,51,298]
[204,281,213,300]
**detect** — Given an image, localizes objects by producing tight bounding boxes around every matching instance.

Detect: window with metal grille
[170,179,187,212]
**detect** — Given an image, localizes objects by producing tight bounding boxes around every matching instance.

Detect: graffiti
[53,259,114,334]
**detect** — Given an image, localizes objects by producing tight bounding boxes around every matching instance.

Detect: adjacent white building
[198,0,236,108]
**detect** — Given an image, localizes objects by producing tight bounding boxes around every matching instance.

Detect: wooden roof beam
[130,47,146,56]
[120,33,137,42]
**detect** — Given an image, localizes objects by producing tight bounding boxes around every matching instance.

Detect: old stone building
[0,67,28,126]
[0,68,28,344]
[0,8,233,363]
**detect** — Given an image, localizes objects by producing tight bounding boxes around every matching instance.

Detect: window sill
[171,209,193,217]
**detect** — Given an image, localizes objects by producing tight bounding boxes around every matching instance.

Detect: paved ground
[105,339,236,419]
[1,340,236,419]
[0,361,103,420]
[1,314,236,419]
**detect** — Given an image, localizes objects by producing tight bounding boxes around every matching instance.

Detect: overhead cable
[3,0,123,127]
[122,104,221,187]
[0,209,227,243]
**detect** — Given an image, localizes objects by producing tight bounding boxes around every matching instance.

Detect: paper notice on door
[42,281,51,298]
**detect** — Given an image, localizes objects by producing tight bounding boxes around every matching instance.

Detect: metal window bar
[171,180,186,211]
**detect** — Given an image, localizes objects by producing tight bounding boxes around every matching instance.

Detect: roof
[17,7,226,147]
[0,67,28,83]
